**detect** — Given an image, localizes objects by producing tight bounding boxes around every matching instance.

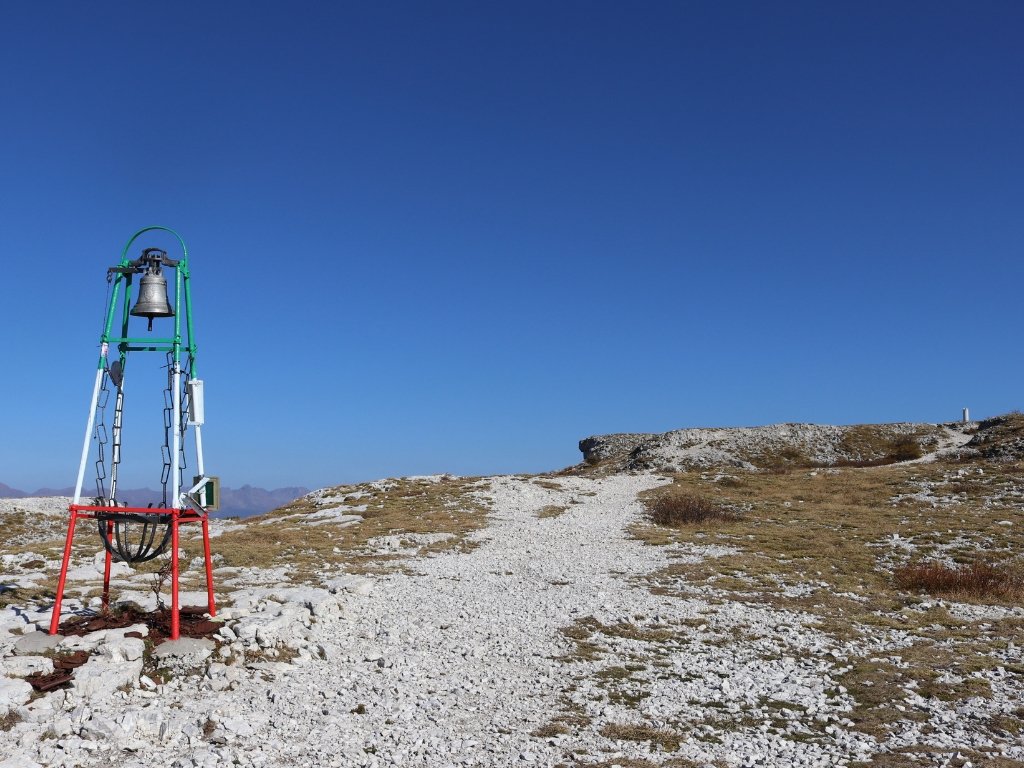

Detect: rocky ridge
[579,421,976,473]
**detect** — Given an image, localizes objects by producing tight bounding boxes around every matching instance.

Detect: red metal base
[48,504,217,640]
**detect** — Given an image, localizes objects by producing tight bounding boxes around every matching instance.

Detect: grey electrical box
[193,475,220,511]
[188,379,205,425]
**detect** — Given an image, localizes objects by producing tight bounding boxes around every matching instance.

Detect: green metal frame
[96,226,197,376]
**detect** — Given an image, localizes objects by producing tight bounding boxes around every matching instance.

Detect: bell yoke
[49,227,219,641]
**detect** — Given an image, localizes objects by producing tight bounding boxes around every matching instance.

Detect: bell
[131,273,174,330]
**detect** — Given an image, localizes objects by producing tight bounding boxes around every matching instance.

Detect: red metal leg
[201,516,216,617]
[170,509,180,640]
[101,520,113,612]
[49,508,79,635]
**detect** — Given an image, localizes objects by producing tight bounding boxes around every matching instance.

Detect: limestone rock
[101,637,146,663]
[153,638,215,663]
[324,574,374,596]
[72,654,143,698]
[12,631,62,656]
[0,677,33,715]
[0,655,54,678]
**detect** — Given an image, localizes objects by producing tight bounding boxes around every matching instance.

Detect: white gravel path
[137,473,676,768]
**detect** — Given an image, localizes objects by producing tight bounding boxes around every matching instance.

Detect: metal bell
[131,273,174,330]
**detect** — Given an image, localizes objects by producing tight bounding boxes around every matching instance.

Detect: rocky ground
[1,416,1023,767]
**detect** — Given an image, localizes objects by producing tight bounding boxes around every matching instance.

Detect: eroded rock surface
[580,421,971,472]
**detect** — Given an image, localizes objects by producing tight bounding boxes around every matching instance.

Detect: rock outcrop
[964,412,1024,462]
[579,420,969,472]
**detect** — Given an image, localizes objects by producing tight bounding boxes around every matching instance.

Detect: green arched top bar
[118,225,189,268]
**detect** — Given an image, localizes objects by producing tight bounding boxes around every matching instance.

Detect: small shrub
[885,436,923,462]
[759,445,812,471]
[531,721,569,737]
[894,560,1023,600]
[646,492,738,526]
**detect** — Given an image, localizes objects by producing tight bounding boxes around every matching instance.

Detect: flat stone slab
[324,574,374,596]
[0,655,54,677]
[153,638,215,660]
[13,631,63,655]
[0,677,34,714]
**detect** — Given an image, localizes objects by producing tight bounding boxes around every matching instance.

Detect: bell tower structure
[49,226,218,640]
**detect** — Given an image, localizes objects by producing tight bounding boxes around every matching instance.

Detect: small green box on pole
[193,476,220,511]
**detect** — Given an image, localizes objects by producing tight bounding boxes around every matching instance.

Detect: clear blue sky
[1,2,1021,491]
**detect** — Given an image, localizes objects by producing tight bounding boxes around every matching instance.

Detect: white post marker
[963,407,970,423]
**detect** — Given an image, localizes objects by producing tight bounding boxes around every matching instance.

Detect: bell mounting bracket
[107,248,180,277]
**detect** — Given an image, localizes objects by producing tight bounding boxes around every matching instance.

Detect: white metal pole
[73,347,107,505]
[194,425,205,476]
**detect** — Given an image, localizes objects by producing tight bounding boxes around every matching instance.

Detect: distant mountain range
[0,482,309,518]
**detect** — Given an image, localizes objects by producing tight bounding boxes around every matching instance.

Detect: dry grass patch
[895,560,1023,600]
[850,749,1024,768]
[208,476,489,579]
[537,505,569,519]
[532,721,570,737]
[645,492,739,526]
[0,507,68,548]
[557,759,660,768]
[599,722,681,751]
[533,479,565,490]
[834,426,932,465]
[839,657,932,737]
[0,584,56,611]
[638,462,1024,613]
[630,458,1024,746]
[559,617,675,665]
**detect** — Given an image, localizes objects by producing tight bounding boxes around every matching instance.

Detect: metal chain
[97,350,194,510]
[161,355,173,507]
[93,372,110,502]
[109,387,124,503]
[178,354,193,486]
[159,351,196,508]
